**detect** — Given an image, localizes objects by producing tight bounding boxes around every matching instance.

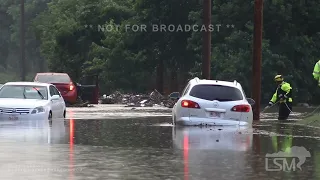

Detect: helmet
[274,75,284,82]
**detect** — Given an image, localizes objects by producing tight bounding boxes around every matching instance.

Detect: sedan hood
[0,98,48,108]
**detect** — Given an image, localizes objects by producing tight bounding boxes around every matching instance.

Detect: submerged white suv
[169,77,255,126]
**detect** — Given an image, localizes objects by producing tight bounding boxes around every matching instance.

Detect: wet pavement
[0,105,320,180]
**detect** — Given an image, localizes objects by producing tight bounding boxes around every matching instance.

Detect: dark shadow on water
[67,117,173,147]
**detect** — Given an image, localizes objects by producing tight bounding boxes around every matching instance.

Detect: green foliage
[0,0,49,72]
[2,0,320,104]
[299,114,320,127]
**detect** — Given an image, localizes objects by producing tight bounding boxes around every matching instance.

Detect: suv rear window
[189,85,243,101]
[35,74,70,83]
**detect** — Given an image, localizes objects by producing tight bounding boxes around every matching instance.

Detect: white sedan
[170,77,255,126]
[0,82,66,120]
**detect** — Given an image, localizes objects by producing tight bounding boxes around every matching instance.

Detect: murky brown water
[0,105,319,180]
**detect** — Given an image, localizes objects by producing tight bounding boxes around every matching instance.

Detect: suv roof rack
[234,80,237,85]
[194,77,200,82]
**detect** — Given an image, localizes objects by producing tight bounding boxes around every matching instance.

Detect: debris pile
[66,98,94,107]
[99,89,176,108]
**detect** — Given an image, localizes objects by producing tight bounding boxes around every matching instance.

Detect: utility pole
[202,0,211,79]
[20,0,26,81]
[252,0,263,121]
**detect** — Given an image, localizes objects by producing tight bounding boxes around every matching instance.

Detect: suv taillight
[181,100,200,108]
[231,105,250,112]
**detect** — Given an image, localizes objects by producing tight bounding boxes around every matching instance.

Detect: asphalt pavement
[0,105,319,180]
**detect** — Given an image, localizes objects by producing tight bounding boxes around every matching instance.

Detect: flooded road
[0,105,319,180]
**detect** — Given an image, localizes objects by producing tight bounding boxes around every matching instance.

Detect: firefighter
[265,75,293,120]
[313,60,320,86]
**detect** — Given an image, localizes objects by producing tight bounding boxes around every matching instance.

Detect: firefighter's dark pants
[278,102,292,120]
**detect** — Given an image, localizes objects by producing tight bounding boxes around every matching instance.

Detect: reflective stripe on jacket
[270,82,293,103]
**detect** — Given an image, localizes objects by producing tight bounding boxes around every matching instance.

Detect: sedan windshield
[0,85,48,100]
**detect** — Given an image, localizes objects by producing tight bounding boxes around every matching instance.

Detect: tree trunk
[170,69,178,92]
[156,59,164,94]
[38,58,45,72]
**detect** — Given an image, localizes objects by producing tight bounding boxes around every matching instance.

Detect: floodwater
[0,105,319,180]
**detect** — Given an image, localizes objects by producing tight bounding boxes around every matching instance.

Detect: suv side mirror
[169,92,180,100]
[246,98,255,105]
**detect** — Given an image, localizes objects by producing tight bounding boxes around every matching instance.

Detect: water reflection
[0,119,76,180]
[69,119,74,180]
[250,123,319,179]
[172,126,253,180]
[0,119,66,143]
[172,126,252,150]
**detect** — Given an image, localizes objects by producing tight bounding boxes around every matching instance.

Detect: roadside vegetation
[1,0,320,104]
[299,114,320,127]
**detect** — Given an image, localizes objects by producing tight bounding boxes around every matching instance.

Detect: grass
[298,113,320,127]
[295,105,320,127]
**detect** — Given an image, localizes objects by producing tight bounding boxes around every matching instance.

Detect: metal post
[252,0,263,120]
[20,0,26,81]
[202,0,211,79]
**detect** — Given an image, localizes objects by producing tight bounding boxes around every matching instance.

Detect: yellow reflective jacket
[313,60,320,86]
[270,81,293,103]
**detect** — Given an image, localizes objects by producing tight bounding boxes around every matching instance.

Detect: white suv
[169,77,255,126]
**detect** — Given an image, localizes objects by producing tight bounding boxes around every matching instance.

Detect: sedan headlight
[31,106,45,114]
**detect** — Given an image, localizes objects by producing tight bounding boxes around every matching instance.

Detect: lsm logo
[265,146,311,171]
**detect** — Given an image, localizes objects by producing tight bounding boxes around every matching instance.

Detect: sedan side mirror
[51,95,60,100]
[246,98,255,105]
[169,92,180,100]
